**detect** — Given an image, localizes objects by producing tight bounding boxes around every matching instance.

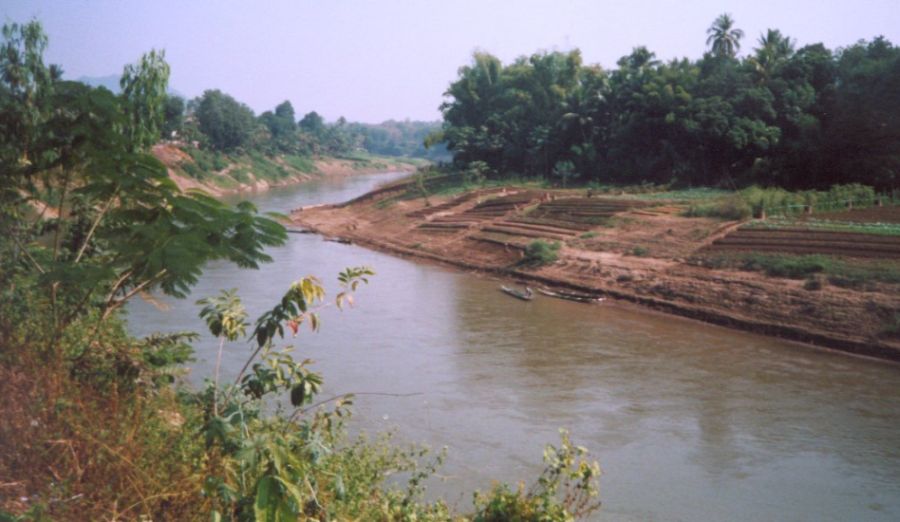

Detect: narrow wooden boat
[537,287,604,304]
[500,285,534,301]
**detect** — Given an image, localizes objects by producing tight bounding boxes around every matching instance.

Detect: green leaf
[290,382,306,407]
[254,475,276,522]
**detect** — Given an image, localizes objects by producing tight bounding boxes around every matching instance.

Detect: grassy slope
[155,144,424,192]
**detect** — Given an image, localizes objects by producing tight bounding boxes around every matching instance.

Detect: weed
[740,254,828,278]
[684,195,751,220]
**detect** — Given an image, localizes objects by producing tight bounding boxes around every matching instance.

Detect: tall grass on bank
[684,184,883,220]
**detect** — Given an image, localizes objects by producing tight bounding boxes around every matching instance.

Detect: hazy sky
[3,0,899,122]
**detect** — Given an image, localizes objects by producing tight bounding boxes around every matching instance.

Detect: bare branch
[74,188,118,264]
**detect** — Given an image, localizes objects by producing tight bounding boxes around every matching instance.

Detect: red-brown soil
[292,185,900,361]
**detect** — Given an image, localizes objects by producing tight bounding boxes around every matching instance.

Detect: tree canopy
[0,20,287,348]
[435,14,900,190]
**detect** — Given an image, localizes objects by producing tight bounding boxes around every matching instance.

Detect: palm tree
[750,29,796,82]
[706,13,745,58]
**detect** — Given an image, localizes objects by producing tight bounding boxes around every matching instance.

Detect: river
[127,172,900,521]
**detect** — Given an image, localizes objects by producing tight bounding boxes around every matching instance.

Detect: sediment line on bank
[293,185,900,363]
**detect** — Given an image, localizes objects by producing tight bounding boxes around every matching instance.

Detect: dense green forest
[435,14,900,190]
[163,90,444,161]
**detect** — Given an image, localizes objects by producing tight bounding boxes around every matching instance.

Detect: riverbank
[153,143,421,197]
[291,182,900,361]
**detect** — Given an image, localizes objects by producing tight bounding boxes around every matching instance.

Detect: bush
[741,254,829,278]
[684,195,752,220]
[521,240,561,267]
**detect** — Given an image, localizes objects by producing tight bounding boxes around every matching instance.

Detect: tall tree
[195,89,257,151]
[119,49,169,151]
[706,14,744,59]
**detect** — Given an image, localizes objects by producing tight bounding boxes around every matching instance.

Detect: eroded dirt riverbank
[292,183,900,361]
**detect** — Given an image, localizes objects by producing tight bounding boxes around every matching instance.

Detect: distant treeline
[434,14,900,189]
[159,90,444,160]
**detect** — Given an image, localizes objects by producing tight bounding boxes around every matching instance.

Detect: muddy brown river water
[127,172,900,521]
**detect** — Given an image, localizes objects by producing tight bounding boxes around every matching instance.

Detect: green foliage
[434,20,900,191]
[282,154,315,173]
[746,218,900,237]
[629,246,650,257]
[684,195,752,220]
[706,13,744,58]
[740,253,829,278]
[472,429,601,521]
[702,253,900,287]
[0,22,287,359]
[161,94,184,138]
[119,49,169,151]
[196,89,257,151]
[346,119,450,161]
[521,240,561,267]
[1,20,605,522]
[464,160,491,185]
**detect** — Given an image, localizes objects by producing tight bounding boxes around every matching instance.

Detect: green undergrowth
[520,240,561,267]
[743,218,900,236]
[1,274,601,521]
[682,184,889,221]
[694,253,900,289]
[174,146,313,186]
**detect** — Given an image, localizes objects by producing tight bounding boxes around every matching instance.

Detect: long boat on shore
[500,285,534,301]
[537,287,604,304]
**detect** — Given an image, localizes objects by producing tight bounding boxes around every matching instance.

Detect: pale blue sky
[3,0,899,122]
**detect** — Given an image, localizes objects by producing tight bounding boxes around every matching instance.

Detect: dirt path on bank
[292,185,900,362]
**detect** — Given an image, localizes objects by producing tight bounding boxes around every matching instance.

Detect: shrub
[521,240,561,267]
[630,246,649,257]
[740,254,829,278]
[684,195,751,220]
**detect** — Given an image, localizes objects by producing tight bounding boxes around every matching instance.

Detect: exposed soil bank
[153,144,418,197]
[292,183,900,362]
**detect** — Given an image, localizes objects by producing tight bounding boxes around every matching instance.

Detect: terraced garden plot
[480,224,574,241]
[531,197,653,223]
[462,191,545,215]
[404,188,506,218]
[707,227,900,259]
[506,216,594,232]
[417,191,546,230]
[796,204,900,224]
